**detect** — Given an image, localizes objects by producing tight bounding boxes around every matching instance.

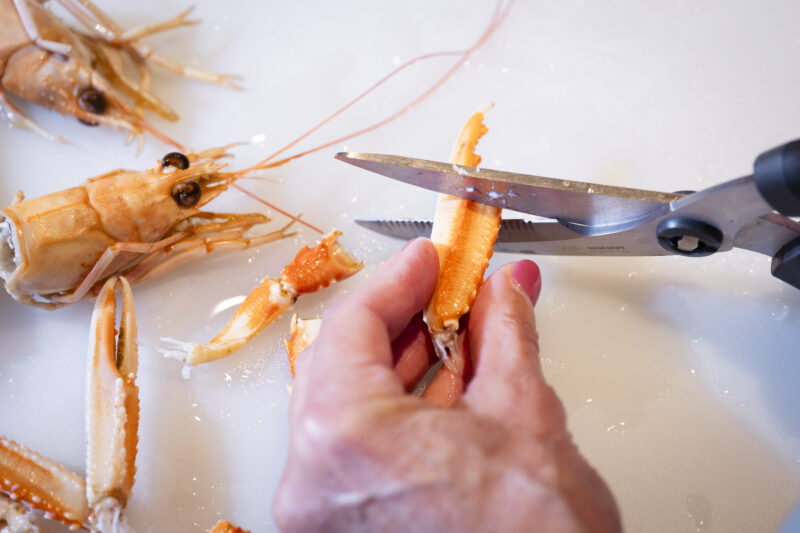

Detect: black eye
[171,181,202,207]
[77,88,107,115]
[161,152,190,171]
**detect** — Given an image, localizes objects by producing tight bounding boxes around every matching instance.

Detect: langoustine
[1,0,238,146]
[284,315,322,377]
[424,104,500,373]
[0,494,38,532]
[0,276,139,532]
[208,520,250,533]
[162,231,362,374]
[0,146,297,309]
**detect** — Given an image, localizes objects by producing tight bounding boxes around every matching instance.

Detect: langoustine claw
[0,276,139,532]
[85,276,139,533]
[0,437,89,529]
[161,231,362,374]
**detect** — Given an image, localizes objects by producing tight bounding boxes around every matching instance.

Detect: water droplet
[686,493,712,531]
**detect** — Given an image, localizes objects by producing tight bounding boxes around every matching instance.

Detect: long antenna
[234,0,514,227]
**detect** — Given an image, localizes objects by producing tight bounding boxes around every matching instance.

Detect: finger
[296,238,439,402]
[462,260,566,435]
[391,313,436,391]
[351,237,440,340]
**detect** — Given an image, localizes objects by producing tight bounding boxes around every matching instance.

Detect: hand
[274,238,621,532]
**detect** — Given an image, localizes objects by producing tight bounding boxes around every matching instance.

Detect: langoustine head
[83,147,253,242]
[1,0,179,147]
[0,146,273,307]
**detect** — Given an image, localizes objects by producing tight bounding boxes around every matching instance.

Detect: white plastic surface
[1,1,799,532]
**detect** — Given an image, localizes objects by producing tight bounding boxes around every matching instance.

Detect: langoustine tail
[424,105,500,374]
[160,232,362,375]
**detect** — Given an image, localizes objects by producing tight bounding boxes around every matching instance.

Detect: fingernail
[511,260,542,305]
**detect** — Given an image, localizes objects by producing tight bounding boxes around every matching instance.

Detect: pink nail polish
[511,260,542,304]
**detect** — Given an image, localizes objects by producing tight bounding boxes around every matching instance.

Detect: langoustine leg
[161,231,362,374]
[208,520,250,533]
[0,276,140,532]
[0,436,89,529]
[0,494,38,533]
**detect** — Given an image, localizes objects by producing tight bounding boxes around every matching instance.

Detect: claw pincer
[85,277,139,532]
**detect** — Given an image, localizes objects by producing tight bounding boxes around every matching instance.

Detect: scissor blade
[337,152,684,236]
[355,217,572,254]
[355,217,672,256]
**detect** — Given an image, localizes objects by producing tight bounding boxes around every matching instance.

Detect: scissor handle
[754,139,800,216]
[772,237,800,290]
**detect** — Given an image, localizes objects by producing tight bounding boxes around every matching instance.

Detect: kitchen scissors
[336,139,800,290]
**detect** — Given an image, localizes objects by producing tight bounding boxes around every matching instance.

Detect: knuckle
[495,306,540,357]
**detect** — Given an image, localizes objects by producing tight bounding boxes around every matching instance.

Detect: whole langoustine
[0,147,295,308]
[0,0,238,147]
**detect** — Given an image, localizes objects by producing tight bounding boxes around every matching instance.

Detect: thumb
[462,260,566,436]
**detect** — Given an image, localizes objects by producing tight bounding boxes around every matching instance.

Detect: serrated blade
[355,217,582,254]
[355,217,678,256]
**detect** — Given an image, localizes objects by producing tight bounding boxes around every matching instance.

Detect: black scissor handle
[754,139,800,216]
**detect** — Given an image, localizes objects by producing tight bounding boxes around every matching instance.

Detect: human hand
[274,238,621,532]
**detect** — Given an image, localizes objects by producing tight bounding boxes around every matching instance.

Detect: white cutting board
[1,1,799,532]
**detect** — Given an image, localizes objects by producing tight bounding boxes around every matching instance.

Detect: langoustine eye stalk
[424,105,500,374]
